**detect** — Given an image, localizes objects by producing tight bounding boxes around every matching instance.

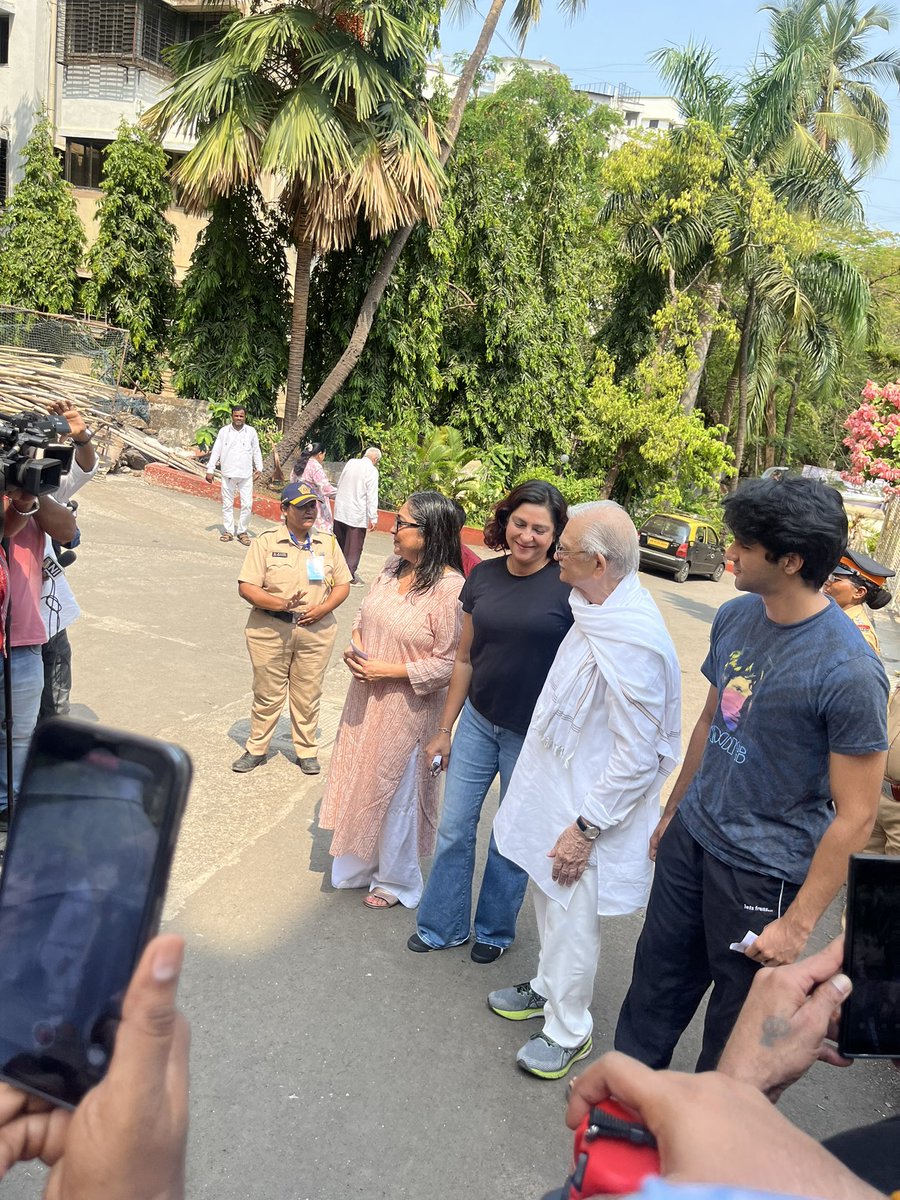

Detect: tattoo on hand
[759,1015,792,1048]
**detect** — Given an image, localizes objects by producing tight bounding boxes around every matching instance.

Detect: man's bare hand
[649,812,673,862]
[0,934,188,1200]
[745,912,811,967]
[718,938,852,1100]
[566,1052,881,1200]
[548,824,592,887]
[46,401,77,439]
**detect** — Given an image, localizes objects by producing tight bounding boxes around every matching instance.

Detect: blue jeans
[416,700,529,949]
[0,644,45,809]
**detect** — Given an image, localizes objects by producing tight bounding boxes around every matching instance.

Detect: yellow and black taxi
[638,512,726,584]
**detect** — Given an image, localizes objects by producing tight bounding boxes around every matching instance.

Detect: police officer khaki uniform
[233,482,352,776]
[825,549,895,655]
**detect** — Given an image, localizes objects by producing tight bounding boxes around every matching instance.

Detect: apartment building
[0,0,238,274]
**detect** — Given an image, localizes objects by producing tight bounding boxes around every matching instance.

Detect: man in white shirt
[489,501,682,1081]
[205,407,263,546]
[333,447,381,582]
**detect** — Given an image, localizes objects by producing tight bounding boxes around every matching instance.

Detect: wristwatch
[576,815,602,841]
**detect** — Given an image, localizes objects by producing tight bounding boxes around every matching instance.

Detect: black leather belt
[259,608,294,624]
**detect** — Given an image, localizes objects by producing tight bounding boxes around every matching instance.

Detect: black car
[638,512,727,583]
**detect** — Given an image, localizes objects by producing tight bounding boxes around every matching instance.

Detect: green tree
[170,186,290,418]
[307,68,617,467]
[0,115,84,313]
[82,120,176,393]
[147,2,444,427]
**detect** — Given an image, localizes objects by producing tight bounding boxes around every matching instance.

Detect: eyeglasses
[392,516,422,532]
[554,545,589,558]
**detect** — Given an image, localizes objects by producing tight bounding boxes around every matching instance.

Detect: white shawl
[531,572,681,786]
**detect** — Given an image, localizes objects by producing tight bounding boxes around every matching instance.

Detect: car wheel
[711,561,725,582]
[673,561,690,583]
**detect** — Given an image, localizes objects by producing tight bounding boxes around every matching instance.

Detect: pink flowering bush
[843,380,900,492]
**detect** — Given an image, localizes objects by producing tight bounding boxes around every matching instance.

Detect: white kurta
[493,573,681,917]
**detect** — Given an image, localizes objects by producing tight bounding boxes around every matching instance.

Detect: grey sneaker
[487,982,547,1021]
[516,1032,592,1080]
[232,752,265,773]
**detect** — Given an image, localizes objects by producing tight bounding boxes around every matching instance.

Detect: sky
[438,0,900,233]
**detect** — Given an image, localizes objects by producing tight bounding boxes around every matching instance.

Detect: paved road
[5,475,899,1199]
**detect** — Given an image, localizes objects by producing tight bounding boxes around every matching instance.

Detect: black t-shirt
[462,556,573,735]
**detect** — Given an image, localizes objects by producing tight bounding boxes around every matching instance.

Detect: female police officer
[232,481,352,775]
[824,548,894,654]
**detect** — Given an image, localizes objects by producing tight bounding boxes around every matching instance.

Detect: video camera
[0,411,74,496]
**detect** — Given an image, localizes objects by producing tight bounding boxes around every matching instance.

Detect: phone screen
[0,721,189,1107]
[839,853,900,1058]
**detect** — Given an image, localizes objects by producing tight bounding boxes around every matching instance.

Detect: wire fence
[0,307,129,388]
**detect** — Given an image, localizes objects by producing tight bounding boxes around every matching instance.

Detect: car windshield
[643,517,690,543]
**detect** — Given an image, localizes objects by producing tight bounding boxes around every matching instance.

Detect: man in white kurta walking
[205,406,263,545]
[490,501,682,1080]
[333,447,381,582]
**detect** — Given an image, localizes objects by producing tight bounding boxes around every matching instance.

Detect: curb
[143,464,490,545]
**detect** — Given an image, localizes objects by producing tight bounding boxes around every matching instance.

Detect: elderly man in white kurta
[490,501,682,1080]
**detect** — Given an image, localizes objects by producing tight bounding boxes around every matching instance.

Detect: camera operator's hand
[717,937,852,1101]
[566,1052,881,1200]
[47,401,97,474]
[0,934,189,1200]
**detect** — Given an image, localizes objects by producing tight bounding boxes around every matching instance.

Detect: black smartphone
[0,717,192,1108]
[838,852,900,1059]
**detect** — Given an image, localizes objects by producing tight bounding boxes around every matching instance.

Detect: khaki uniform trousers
[244,614,337,757]
[866,791,900,856]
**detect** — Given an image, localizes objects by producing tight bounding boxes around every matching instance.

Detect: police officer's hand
[283,590,307,612]
[296,603,327,625]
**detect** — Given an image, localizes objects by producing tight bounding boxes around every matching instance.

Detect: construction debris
[0,347,207,476]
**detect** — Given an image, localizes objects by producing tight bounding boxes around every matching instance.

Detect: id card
[307,555,326,582]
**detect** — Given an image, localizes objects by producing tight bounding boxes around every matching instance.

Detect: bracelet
[73,430,94,446]
[438,726,452,735]
[10,499,39,517]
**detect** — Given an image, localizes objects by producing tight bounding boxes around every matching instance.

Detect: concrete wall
[0,0,53,191]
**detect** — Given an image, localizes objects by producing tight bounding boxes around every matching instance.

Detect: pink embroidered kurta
[320,559,463,861]
[298,458,337,533]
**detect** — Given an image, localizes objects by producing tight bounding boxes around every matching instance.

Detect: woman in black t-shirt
[407,481,572,962]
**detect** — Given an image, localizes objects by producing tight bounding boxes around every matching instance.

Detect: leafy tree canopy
[83,120,177,393]
[170,186,291,419]
[0,114,85,314]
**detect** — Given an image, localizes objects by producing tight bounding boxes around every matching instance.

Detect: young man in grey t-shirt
[615,477,889,1070]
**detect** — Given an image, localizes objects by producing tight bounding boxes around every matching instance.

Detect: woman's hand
[296,603,328,626]
[342,649,398,683]
[424,730,451,769]
[282,590,307,612]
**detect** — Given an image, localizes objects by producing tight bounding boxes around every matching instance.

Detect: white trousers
[531,860,601,1048]
[330,750,423,907]
[222,476,253,535]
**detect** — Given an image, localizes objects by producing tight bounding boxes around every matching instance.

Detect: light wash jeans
[0,644,45,809]
[416,700,529,949]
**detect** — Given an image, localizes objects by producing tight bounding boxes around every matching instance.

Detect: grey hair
[568,500,639,579]
[364,447,382,463]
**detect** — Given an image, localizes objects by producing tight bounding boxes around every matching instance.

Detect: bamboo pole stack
[0,347,206,477]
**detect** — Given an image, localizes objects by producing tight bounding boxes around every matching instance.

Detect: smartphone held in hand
[0,718,192,1108]
[838,852,900,1059]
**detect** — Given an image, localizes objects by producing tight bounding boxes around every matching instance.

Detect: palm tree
[756,0,900,170]
[146,4,443,426]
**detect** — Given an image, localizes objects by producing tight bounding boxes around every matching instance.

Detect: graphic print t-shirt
[679,594,889,884]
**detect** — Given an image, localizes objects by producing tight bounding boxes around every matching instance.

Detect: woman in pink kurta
[321,492,464,909]
[291,442,337,533]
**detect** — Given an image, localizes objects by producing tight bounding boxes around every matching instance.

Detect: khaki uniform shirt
[846,602,880,655]
[239,528,352,631]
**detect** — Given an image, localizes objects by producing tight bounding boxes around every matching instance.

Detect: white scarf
[532,573,681,783]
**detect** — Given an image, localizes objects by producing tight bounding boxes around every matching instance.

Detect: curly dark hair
[723,477,847,590]
[393,491,464,595]
[483,480,568,558]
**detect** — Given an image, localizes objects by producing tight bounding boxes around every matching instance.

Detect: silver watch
[576,815,601,841]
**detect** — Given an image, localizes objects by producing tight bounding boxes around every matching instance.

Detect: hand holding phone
[0,719,192,1108]
[350,640,369,661]
[0,933,189,1198]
